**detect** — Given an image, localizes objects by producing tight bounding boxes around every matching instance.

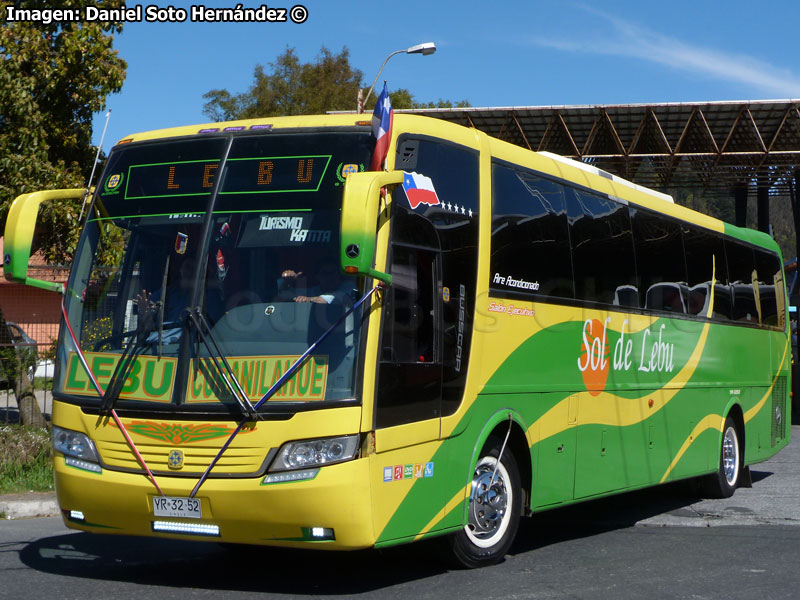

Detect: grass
[0,424,54,494]
[32,377,53,392]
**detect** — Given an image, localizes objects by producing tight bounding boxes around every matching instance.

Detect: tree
[204,46,363,121]
[203,45,469,121]
[0,308,44,428]
[0,0,127,264]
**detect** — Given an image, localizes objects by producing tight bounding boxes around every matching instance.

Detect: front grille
[94,438,269,477]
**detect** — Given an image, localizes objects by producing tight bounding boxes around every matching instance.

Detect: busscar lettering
[455,284,466,372]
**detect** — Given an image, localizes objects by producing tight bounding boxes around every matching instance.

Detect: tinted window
[567,189,636,305]
[726,241,758,323]
[491,164,573,299]
[393,137,479,418]
[754,249,782,327]
[631,208,687,313]
[682,225,729,318]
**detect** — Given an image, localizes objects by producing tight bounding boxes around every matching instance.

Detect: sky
[91,0,800,148]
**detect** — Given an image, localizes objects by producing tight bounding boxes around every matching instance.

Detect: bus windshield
[59,130,374,412]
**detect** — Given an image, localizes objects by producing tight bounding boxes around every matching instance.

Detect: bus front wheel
[702,415,742,499]
[450,437,521,568]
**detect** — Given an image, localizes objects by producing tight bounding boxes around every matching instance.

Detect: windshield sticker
[175,232,188,254]
[239,211,338,247]
[334,162,365,186]
[402,172,440,209]
[63,352,176,403]
[186,355,329,403]
[103,173,123,194]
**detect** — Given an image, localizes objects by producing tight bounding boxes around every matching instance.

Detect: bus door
[370,223,445,542]
[375,242,442,447]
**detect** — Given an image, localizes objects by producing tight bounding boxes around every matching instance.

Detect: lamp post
[358,42,436,113]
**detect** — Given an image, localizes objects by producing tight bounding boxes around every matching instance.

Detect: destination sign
[113,155,333,201]
[186,355,329,403]
[63,352,177,403]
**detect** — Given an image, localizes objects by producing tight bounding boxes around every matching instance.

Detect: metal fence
[0,264,66,424]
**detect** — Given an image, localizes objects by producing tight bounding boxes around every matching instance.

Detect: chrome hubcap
[722,426,739,486]
[466,458,509,545]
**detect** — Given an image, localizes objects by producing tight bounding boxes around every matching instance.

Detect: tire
[701,415,742,499]
[450,436,522,568]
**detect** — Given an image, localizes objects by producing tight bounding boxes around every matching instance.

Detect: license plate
[153,496,202,519]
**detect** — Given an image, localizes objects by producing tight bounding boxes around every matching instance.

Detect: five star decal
[442,201,473,217]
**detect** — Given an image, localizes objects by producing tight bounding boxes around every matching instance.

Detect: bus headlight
[269,435,359,472]
[52,426,100,463]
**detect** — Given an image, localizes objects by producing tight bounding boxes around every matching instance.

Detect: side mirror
[4,188,86,293]
[340,171,404,284]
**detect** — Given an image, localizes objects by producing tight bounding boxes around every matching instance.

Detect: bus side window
[754,249,781,327]
[567,189,636,306]
[631,208,687,313]
[682,224,729,319]
[490,164,574,300]
[726,241,758,323]
[381,245,435,363]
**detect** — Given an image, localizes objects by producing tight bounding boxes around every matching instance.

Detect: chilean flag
[369,82,393,171]
[403,172,440,209]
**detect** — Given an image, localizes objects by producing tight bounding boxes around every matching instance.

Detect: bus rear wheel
[702,415,742,499]
[450,437,521,568]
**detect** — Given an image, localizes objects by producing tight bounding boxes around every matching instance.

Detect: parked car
[0,321,38,389]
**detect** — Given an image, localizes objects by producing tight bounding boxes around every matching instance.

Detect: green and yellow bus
[4,113,790,567]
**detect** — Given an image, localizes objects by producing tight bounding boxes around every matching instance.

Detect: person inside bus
[135,258,196,342]
[277,262,355,305]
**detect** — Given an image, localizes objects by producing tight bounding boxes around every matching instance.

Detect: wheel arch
[466,410,532,519]
[724,401,746,463]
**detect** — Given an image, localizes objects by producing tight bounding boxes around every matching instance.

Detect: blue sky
[92,0,800,147]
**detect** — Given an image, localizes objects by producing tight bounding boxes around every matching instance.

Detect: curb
[0,493,59,520]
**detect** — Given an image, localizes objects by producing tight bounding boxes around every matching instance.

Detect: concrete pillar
[734,183,748,228]
[757,175,770,233]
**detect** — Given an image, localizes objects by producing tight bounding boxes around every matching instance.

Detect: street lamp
[358,42,437,113]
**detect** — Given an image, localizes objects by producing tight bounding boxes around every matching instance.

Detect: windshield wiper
[98,316,156,417]
[157,255,170,359]
[185,307,259,420]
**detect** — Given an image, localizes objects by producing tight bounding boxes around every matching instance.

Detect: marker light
[262,468,319,485]
[65,457,102,473]
[307,527,335,540]
[152,521,220,536]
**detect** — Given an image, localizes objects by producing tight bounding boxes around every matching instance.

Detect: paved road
[1,428,799,599]
[0,388,54,423]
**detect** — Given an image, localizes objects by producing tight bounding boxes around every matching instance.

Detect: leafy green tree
[204,46,363,121]
[0,0,127,264]
[203,45,469,121]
